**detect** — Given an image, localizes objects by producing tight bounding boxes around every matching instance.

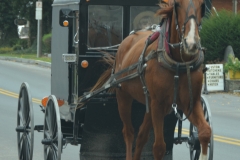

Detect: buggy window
[130,6,160,31]
[88,5,123,48]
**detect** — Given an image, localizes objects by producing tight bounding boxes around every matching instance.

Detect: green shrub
[42,33,52,53]
[17,39,28,49]
[200,10,240,62]
[224,55,240,74]
[12,45,23,51]
[0,47,13,53]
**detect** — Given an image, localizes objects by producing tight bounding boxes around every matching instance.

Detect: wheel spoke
[44,144,49,157]
[19,136,24,159]
[45,112,52,136]
[21,91,26,123]
[52,112,57,138]
[52,143,58,152]
[26,134,31,146]
[22,136,27,160]
[18,134,24,146]
[19,97,25,125]
[53,147,58,159]
[47,147,53,160]
[44,130,51,139]
[25,135,31,160]
[23,92,30,127]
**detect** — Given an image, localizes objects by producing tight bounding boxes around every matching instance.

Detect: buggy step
[34,125,43,132]
[63,137,82,145]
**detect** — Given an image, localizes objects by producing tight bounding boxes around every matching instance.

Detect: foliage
[200,10,240,62]
[0,53,51,62]
[0,0,53,47]
[42,33,52,53]
[0,0,19,46]
[0,47,13,53]
[13,45,23,51]
[12,0,53,34]
[224,55,240,75]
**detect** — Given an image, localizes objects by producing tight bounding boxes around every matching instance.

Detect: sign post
[205,64,225,92]
[233,0,238,15]
[36,0,42,58]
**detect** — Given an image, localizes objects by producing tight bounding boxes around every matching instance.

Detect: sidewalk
[0,56,51,68]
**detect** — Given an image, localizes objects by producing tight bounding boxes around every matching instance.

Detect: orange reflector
[57,99,65,107]
[81,60,89,68]
[41,97,48,107]
[63,20,69,27]
[41,97,65,107]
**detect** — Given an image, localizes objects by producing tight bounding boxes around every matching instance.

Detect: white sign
[35,1,42,20]
[206,64,224,91]
[36,1,42,8]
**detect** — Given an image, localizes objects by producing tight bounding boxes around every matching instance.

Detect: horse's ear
[201,3,206,17]
[159,0,174,7]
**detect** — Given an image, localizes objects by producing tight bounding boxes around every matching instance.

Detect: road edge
[0,56,51,68]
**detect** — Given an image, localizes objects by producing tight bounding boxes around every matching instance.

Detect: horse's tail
[77,53,115,109]
[90,52,115,92]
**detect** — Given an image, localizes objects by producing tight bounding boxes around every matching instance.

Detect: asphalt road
[0,59,239,160]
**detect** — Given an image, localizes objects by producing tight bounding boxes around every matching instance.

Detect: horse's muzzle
[183,37,200,55]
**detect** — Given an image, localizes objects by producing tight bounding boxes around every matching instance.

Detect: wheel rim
[17,82,34,160]
[189,96,214,160]
[43,95,62,160]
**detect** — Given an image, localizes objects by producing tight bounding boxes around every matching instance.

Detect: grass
[0,53,51,62]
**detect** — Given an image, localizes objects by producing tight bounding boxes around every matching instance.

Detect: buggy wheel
[43,95,62,160]
[189,95,214,160]
[16,82,34,160]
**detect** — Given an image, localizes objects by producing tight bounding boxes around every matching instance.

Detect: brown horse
[89,0,211,159]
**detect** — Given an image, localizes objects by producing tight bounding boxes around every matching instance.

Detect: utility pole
[36,0,42,58]
[233,0,238,15]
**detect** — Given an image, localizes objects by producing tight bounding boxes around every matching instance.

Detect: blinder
[201,3,206,17]
[171,0,205,51]
[173,0,205,31]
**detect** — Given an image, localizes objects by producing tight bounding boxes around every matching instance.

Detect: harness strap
[158,49,204,73]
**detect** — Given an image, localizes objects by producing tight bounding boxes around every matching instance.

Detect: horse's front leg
[151,101,166,160]
[116,90,134,160]
[185,100,211,160]
[134,112,152,160]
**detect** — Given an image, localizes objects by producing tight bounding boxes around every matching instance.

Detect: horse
[88,26,121,47]
[88,20,122,47]
[88,0,211,159]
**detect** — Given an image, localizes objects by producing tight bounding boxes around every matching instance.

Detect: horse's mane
[156,0,174,18]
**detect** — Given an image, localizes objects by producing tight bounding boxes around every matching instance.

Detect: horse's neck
[168,17,192,62]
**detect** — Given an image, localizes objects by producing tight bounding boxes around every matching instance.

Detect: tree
[0,1,19,46]
[0,0,53,47]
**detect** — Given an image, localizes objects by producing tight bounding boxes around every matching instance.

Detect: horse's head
[157,0,205,58]
[174,0,205,56]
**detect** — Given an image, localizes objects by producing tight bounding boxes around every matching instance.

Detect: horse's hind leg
[186,100,211,160]
[116,90,134,160]
[133,112,152,160]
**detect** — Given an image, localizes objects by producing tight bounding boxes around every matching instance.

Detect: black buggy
[15,0,213,159]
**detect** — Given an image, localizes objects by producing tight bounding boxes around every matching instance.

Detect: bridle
[164,0,206,121]
[169,0,205,52]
